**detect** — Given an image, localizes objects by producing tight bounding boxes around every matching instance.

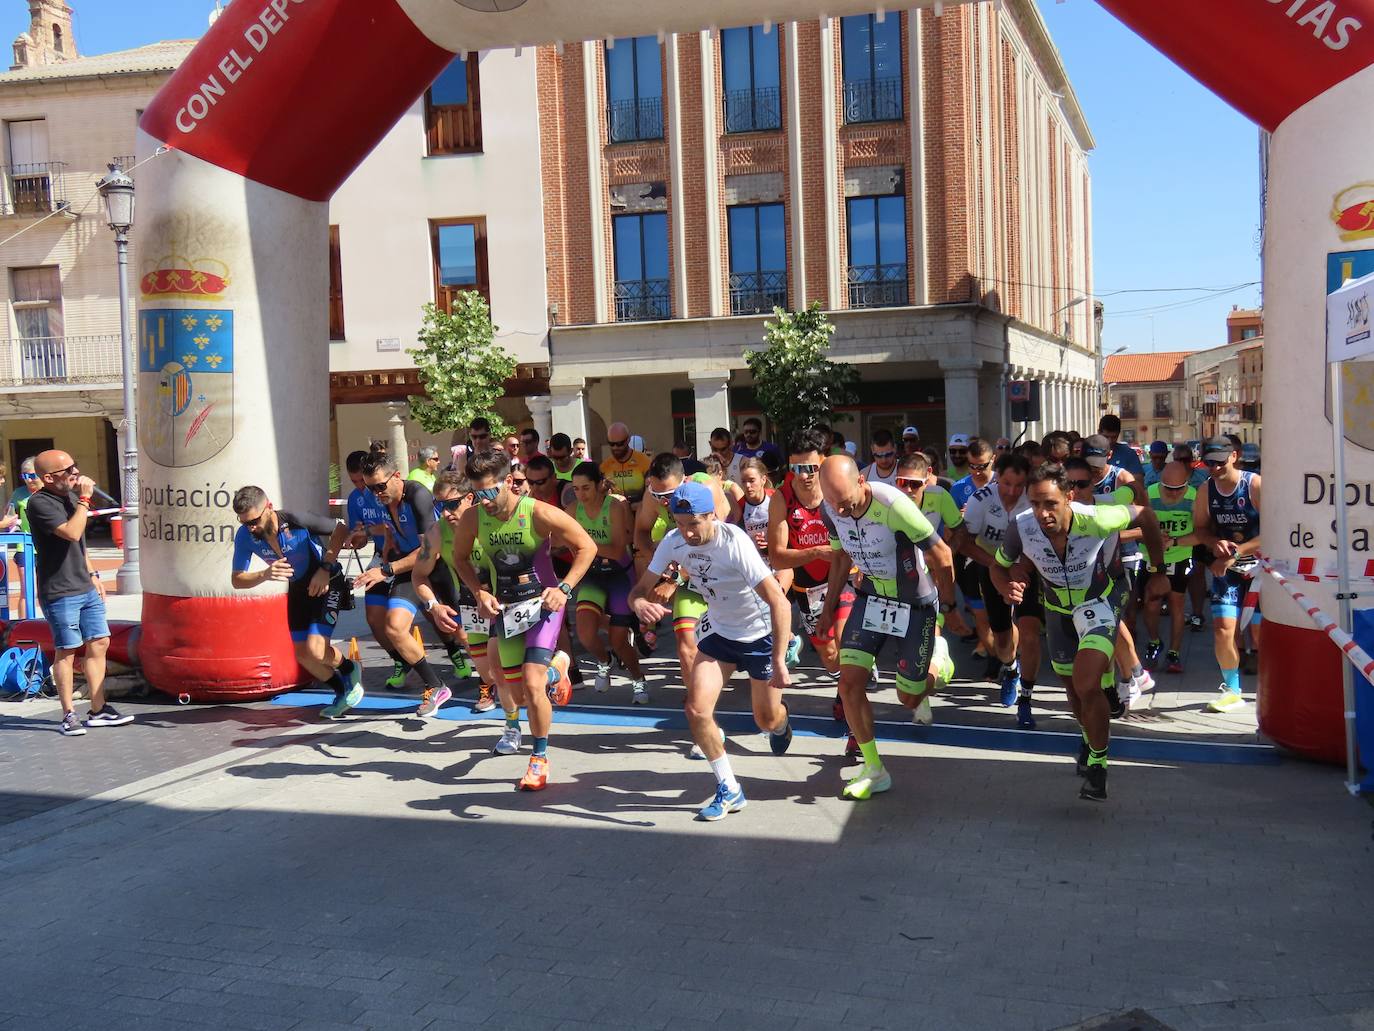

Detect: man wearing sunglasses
[733,416,782,471]
[861,429,900,487]
[344,449,406,686]
[630,480,793,822]
[900,426,922,456]
[450,449,596,791]
[600,421,652,507]
[1192,435,1262,713]
[231,486,361,718]
[1097,414,1145,477]
[946,433,973,482]
[1143,461,1199,676]
[950,437,998,679]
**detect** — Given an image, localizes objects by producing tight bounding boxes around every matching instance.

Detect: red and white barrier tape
[1258,557,1374,686]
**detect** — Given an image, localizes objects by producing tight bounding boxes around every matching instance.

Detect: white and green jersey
[920,484,963,538]
[962,483,1030,556]
[822,480,940,604]
[995,502,1130,614]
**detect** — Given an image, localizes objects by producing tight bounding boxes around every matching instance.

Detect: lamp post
[1100,345,1128,415]
[96,163,139,594]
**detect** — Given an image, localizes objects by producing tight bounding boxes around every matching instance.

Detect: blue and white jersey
[950,474,984,511]
[232,510,339,583]
[346,486,390,551]
[1207,470,1260,545]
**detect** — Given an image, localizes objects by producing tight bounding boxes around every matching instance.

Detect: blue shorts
[1210,568,1262,623]
[696,628,775,682]
[42,588,110,651]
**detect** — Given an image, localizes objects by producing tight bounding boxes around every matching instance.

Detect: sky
[56,0,1262,357]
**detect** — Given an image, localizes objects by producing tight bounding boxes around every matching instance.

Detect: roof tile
[1103,350,1192,384]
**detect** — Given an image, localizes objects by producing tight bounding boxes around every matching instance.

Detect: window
[612,212,669,321]
[328,225,345,341]
[846,195,907,308]
[4,118,58,215]
[425,56,481,155]
[430,219,489,313]
[1241,327,1259,339]
[1154,392,1173,419]
[728,203,787,315]
[721,25,781,133]
[10,266,65,380]
[605,37,663,143]
[841,14,902,124]
[1119,393,1137,419]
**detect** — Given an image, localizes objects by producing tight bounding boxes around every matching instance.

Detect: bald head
[819,454,869,517]
[1159,461,1193,490]
[35,449,73,476]
[607,422,632,457]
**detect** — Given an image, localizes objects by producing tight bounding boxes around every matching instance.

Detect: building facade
[1102,350,1192,445]
[1183,307,1264,444]
[535,2,1097,455]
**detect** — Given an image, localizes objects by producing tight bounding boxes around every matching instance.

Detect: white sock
[709,754,740,794]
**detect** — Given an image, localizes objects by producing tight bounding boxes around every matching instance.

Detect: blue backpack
[0,645,48,699]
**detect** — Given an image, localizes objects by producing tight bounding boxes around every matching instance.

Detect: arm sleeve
[1111,485,1134,505]
[646,536,678,577]
[1078,504,1132,538]
[891,493,937,549]
[278,510,342,537]
[936,491,963,529]
[231,527,254,572]
[820,508,842,550]
[995,515,1023,567]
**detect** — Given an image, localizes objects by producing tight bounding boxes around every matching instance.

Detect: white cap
[902,426,920,438]
[628,434,644,453]
[948,433,970,448]
[844,440,858,456]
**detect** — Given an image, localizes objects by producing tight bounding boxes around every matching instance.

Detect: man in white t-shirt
[630,479,793,823]
[861,428,899,486]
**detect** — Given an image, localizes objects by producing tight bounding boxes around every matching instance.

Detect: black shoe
[1075,741,1089,777]
[1188,614,1205,632]
[1079,764,1108,801]
[1241,650,1259,676]
[982,656,1001,681]
[769,707,793,756]
[1105,685,1126,719]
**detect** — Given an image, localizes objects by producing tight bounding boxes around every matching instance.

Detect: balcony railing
[1153,406,1173,420]
[847,263,908,309]
[729,269,787,315]
[842,77,903,124]
[0,335,122,387]
[614,278,670,322]
[607,96,664,143]
[723,85,782,133]
[1,161,67,216]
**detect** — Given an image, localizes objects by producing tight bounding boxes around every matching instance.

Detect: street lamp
[96,162,140,594]
[1099,345,1128,414]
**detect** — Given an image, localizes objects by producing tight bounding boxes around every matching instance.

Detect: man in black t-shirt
[29,450,131,737]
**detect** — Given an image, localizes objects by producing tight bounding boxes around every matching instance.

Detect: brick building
[535,2,1098,454]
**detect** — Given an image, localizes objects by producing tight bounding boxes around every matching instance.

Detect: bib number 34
[502,597,545,638]
[861,597,911,637]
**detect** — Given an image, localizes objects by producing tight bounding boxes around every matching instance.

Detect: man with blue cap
[629,478,794,822]
[1143,440,1170,488]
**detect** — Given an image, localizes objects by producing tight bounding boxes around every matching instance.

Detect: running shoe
[912,697,933,726]
[1128,670,1155,710]
[321,684,365,720]
[446,645,475,680]
[1166,651,1184,674]
[784,634,802,669]
[688,726,726,760]
[592,662,612,694]
[1079,764,1108,802]
[1075,740,1089,777]
[844,734,860,757]
[769,707,793,756]
[869,664,881,689]
[1205,688,1247,713]
[1105,684,1126,719]
[631,680,649,705]
[998,665,1021,707]
[546,651,572,706]
[60,710,86,737]
[698,782,747,821]
[832,694,846,723]
[416,685,451,718]
[385,660,407,690]
[493,726,522,755]
[1016,696,1036,730]
[1188,614,1205,632]
[930,635,954,690]
[569,664,584,688]
[636,627,657,657]
[84,705,134,728]
[1142,639,1163,670]
[473,684,497,712]
[841,764,891,801]
[518,755,549,791]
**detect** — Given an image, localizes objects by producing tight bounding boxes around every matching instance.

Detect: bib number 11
[861,597,911,637]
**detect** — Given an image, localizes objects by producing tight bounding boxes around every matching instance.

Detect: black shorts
[430,561,461,609]
[286,575,343,641]
[977,565,1044,633]
[955,553,983,608]
[1139,559,1191,597]
[838,593,937,694]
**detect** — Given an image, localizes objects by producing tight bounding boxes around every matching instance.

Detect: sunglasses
[995,444,1011,452]
[895,477,924,489]
[527,475,549,489]
[969,461,991,471]
[439,497,465,511]
[871,450,896,460]
[1204,459,1228,468]
[22,472,38,479]
[1160,481,1190,491]
[789,463,819,476]
[510,477,528,487]
[1067,478,1094,490]
[948,450,968,458]
[239,504,273,529]
[366,474,396,494]
[649,487,677,501]
[473,486,502,502]
[608,438,629,448]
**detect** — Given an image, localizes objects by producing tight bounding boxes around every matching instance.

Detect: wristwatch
[424,598,438,612]
[938,601,956,614]
[557,581,574,598]
[380,561,394,576]
[324,559,342,575]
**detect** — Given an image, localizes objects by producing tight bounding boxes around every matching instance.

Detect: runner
[628,480,793,822]
[900,426,922,457]
[547,433,579,485]
[601,422,653,507]
[990,462,1169,801]
[950,437,997,677]
[1192,435,1262,713]
[817,456,959,799]
[1144,461,1198,675]
[861,429,900,487]
[343,449,410,688]
[702,453,745,522]
[957,453,1044,728]
[450,449,597,789]
[566,461,648,703]
[946,433,972,482]
[230,487,362,719]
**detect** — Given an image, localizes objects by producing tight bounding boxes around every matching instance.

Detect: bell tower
[11,0,76,70]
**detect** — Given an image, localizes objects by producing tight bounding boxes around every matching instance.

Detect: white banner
[1327,269,1374,363]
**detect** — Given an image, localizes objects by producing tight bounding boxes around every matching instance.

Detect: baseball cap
[902,426,920,439]
[669,480,715,515]
[1083,433,1111,467]
[948,433,970,448]
[1201,435,1233,462]
[1148,441,1169,456]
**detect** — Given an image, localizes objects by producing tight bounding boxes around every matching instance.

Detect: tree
[744,303,859,444]
[407,291,516,436]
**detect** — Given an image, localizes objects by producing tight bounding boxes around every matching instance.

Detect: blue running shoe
[1016,695,1036,730]
[698,782,747,821]
[998,665,1021,707]
[784,634,802,669]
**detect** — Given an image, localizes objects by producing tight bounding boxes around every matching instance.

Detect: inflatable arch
[135,0,1374,762]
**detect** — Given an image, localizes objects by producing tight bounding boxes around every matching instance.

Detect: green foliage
[744,303,859,443]
[407,292,516,436]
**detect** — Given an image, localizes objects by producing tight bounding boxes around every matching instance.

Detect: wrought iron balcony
[614,278,670,322]
[0,335,122,387]
[723,85,782,133]
[842,76,903,124]
[1,161,68,217]
[729,270,787,315]
[607,96,664,143]
[846,264,908,309]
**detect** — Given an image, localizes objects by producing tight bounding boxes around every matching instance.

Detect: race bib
[460,605,487,635]
[861,597,910,637]
[502,597,545,638]
[805,583,828,610]
[1071,601,1116,641]
[696,612,715,640]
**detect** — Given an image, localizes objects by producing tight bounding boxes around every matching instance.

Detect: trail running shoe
[698,782,747,821]
[784,634,802,669]
[493,726,522,755]
[60,710,86,737]
[998,665,1021,707]
[446,645,475,680]
[518,755,549,791]
[1128,670,1155,710]
[631,680,649,705]
[1205,688,1247,713]
[688,726,726,760]
[1079,764,1108,802]
[769,708,793,756]
[1166,651,1184,674]
[912,698,933,726]
[416,685,451,718]
[321,684,365,720]
[841,764,891,801]
[546,652,572,706]
[1142,639,1164,670]
[385,660,407,690]
[1016,696,1036,730]
[931,635,954,690]
[84,705,134,728]
[473,684,497,713]
[592,662,612,694]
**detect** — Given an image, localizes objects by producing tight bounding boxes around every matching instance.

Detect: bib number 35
[1071,601,1116,641]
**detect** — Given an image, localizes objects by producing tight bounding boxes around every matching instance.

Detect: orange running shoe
[546,651,572,706]
[518,754,549,791]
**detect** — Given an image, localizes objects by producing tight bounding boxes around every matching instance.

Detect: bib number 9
[1071,601,1116,641]
[502,597,545,638]
[861,597,911,637]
